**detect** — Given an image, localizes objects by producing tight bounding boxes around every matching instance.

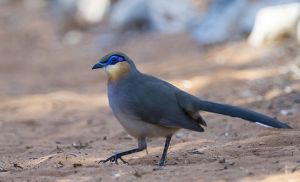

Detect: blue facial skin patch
[106,55,124,65]
[93,55,125,69]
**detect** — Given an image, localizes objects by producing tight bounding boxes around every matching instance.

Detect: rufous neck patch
[105,61,131,82]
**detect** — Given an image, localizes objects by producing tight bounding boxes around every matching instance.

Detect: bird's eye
[108,56,119,65]
[111,56,118,62]
[107,55,124,65]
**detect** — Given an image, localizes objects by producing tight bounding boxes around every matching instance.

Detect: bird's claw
[99,153,128,165]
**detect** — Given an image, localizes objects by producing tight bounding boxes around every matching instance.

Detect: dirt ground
[1,2,300,182]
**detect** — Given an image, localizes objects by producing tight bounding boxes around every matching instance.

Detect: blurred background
[0,0,300,181]
[0,0,300,96]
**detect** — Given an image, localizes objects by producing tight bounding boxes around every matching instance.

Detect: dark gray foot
[158,160,165,166]
[99,137,147,165]
[99,153,128,165]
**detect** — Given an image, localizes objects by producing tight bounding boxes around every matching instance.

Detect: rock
[76,0,110,24]
[248,3,300,46]
[149,0,197,33]
[241,0,300,33]
[241,90,252,98]
[175,132,185,138]
[219,158,226,163]
[187,148,205,155]
[191,0,300,45]
[280,104,299,116]
[109,0,197,33]
[182,80,192,89]
[51,0,110,28]
[191,0,247,44]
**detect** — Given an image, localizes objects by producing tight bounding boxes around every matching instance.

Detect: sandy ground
[1,2,300,182]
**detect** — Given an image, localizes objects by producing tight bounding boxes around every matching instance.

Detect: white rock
[175,132,185,138]
[182,80,192,89]
[76,0,110,24]
[248,3,300,46]
[241,0,300,33]
[284,86,293,93]
[51,0,110,25]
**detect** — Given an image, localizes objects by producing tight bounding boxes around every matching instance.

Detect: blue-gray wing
[121,74,204,132]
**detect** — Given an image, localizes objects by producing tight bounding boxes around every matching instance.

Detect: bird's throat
[106,62,131,83]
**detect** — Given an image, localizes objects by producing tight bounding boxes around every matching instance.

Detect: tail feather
[196,99,292,129]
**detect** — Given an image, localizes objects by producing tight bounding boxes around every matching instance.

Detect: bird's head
[92,52,136,82]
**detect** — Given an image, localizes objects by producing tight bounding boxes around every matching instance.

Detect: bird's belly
[108,87,179,138]
[116,113,179,138]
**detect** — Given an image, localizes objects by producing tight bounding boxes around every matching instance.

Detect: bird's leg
[99,137,147,165]
[158,136,172,166]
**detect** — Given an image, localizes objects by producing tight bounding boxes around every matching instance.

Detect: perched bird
[92,52,292,166]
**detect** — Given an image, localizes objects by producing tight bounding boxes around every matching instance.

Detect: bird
[92,51,292,166]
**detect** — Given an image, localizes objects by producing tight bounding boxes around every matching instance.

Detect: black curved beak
[92,62,104,70]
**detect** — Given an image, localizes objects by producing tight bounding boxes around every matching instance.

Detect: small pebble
[219,158,226,163]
